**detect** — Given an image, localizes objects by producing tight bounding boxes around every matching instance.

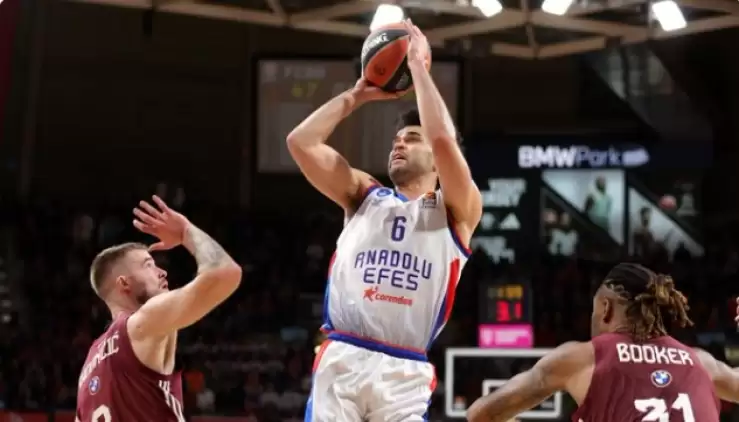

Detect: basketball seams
[382,55,411,92]
[364,34,409,88]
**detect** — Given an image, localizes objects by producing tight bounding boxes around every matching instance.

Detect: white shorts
[305,339,436,422]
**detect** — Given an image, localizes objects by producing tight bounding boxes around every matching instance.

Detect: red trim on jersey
[446,210,472,256]
[312,340,332,373]
[429,364,438,393]
[442,259,461,325]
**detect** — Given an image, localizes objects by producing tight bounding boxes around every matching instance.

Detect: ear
[602,297,614,324]
[116,275,130,293]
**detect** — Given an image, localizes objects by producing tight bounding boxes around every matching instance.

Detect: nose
[392,136,408,148]
[159,269,167,279]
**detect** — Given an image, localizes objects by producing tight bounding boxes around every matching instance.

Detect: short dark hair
[603,263,693,341]
[89,242,146,298]
[395,108,463,144]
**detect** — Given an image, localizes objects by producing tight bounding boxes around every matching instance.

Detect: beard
[133,286,165,306]
[389,159,432,187]
[389,165,416,187]
[133,290,152,306]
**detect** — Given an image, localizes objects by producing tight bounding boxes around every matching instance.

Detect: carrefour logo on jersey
[518,145,650,169]
[355,248,433,292]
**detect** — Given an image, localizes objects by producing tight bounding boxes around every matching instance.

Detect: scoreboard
[256,59,459,174]
[478,280,534,348]
[482,282,532,324]
[467,141,708,266]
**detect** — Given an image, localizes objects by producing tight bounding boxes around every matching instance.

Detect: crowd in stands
[0,186,738,421]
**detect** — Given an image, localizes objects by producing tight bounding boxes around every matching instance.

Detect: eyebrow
[403,131,422,137]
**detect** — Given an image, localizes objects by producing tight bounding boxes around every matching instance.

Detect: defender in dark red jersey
[468,263,739,422]
[76,196,242,422]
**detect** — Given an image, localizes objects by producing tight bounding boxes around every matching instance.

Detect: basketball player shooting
[467,263,739,422]
[75,196,242,422]
[287,20,481,422]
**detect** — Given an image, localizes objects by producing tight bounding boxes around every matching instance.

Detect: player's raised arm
[127,196,242,340]
[286,82,399,212]
[403,20,482,236]
[466,342,591,422]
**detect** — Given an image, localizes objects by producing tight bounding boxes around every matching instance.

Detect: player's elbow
[213,263,242,287]
[286,132,319,162]
[286,131,299,147]
[286,129,311,152]
[200,263,243,295]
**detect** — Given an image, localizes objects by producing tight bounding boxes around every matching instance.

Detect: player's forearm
[182,223,237,274]
[287,89,361,148]
[407,60,457,146]
[467,371,552,422]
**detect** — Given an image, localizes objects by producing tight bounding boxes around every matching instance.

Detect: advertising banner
[467,140,709,264]
[478,324,534,348]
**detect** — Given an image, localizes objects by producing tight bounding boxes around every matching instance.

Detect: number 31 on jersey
[634,393,694,422]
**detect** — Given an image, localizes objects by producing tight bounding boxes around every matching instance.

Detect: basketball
[360,23,431,93]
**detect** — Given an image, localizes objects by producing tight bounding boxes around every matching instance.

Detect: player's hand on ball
[403,19,430,67]
[350,78,409,104]
[133,195,190,251]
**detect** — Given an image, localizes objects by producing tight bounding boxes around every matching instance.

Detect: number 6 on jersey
[391,216,407,242]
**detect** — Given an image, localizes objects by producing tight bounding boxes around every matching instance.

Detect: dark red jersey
[572,333,719,422]
[76,313,185,422]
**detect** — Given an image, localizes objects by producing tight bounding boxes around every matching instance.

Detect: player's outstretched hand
[350,78,410,104]
[403,19,430,68]
[133,195,190,251]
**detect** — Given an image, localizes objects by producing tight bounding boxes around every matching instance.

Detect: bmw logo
[89,376,101,395]
[650,370,672,388]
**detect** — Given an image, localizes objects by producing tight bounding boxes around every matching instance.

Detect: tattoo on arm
[182,224,233,272]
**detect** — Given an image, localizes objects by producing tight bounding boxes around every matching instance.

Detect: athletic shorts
[305,336,437,422]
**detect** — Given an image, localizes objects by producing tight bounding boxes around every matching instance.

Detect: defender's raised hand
[133,195,190,251]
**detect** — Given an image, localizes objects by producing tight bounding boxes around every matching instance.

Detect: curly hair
[604,263,693,342]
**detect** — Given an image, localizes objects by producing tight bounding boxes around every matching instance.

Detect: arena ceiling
[69,0,739,58]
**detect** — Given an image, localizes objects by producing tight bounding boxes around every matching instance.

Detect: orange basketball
[360,23,431,93]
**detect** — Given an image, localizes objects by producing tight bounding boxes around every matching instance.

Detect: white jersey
[322,185,470,355]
